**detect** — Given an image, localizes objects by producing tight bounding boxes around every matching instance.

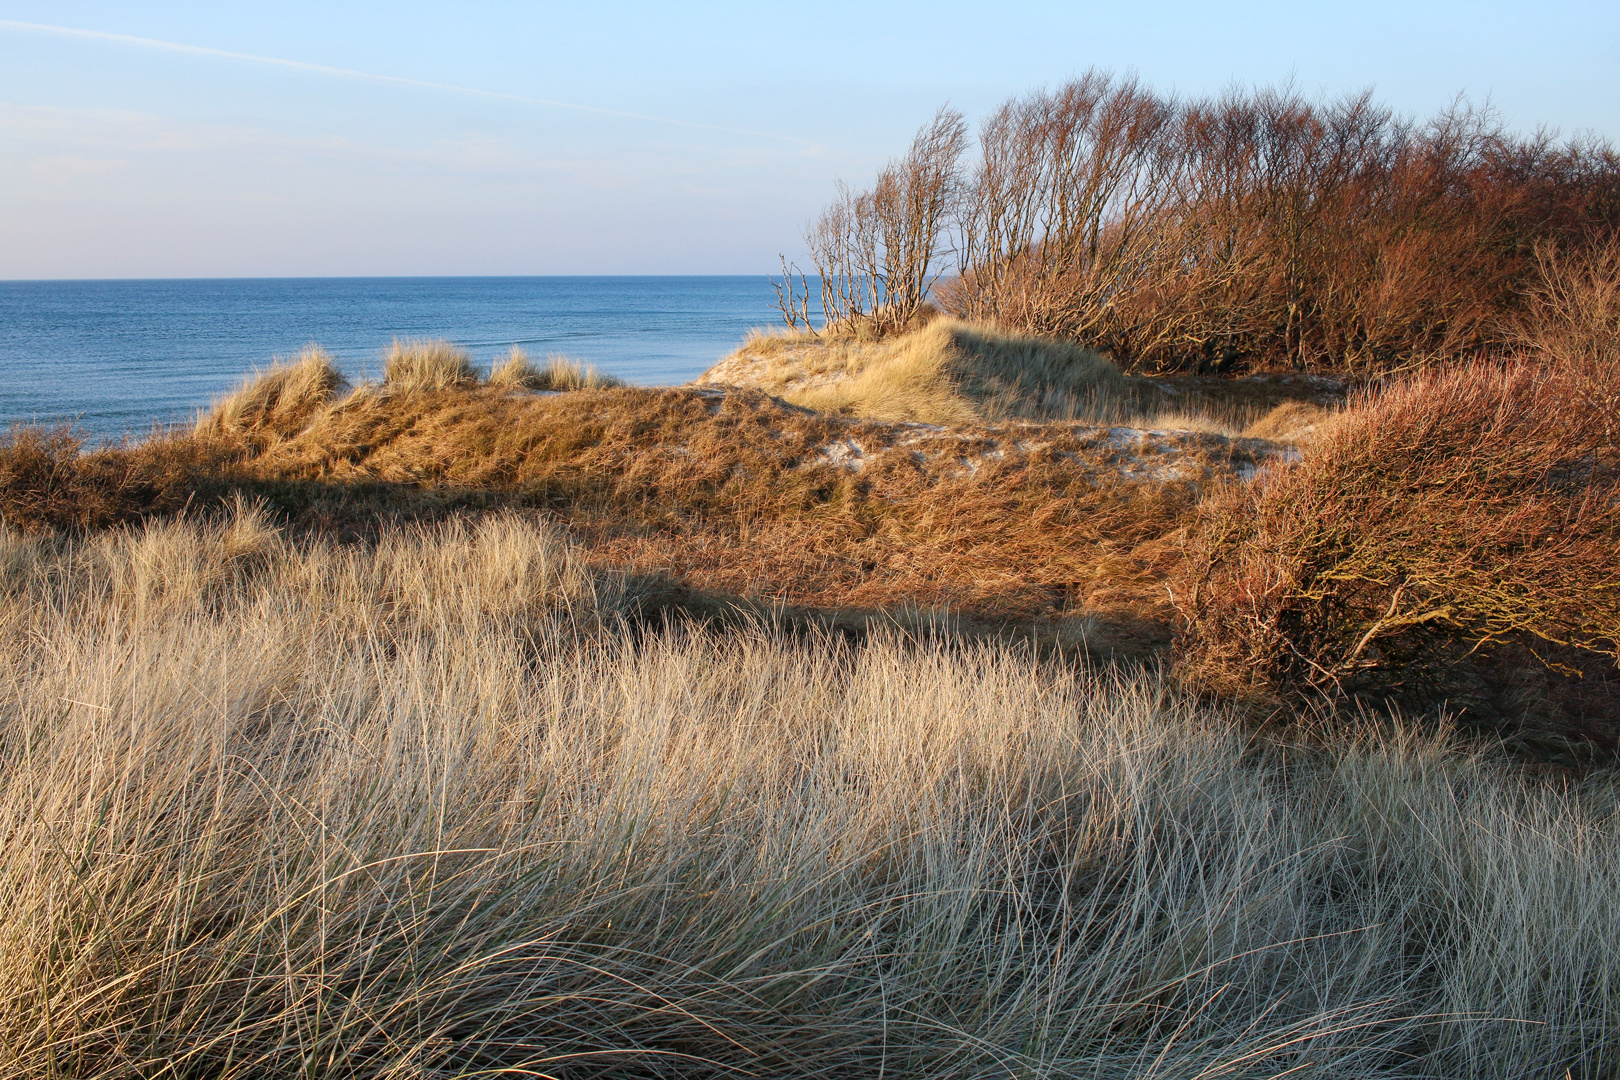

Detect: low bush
[1172,355,1620,742]
[1512,234,1620,369]
[0,425,215,532]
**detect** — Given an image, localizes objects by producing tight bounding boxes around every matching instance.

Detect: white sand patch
[793,416,1301,483]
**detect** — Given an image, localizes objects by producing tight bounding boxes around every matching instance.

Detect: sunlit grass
[1,505,1616,1076]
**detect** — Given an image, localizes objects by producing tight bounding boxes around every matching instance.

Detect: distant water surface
[0,277,788,440]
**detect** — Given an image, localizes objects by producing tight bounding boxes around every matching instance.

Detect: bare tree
[953,73,1180,342]
[804,108,967,334]
[772,255,814,333]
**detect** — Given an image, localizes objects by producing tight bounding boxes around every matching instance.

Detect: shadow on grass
[6,426,1616,768]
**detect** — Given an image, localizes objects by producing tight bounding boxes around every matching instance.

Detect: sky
[2,1,1617,279]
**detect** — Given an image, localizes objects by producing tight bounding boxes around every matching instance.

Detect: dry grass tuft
[2,505,1618,1076]
[738,324,826,356]
[194,345,347,445]
[383,337,480,393]
[485,345,546,390]
[488,347,625,392]
[1172,354,1620,747]
[538,353,625,391]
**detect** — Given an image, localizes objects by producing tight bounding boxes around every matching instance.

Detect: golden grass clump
[194,344,347,444]
[537,353,625,391]
[707,319,1127,425]
[488,347,625,392]
[2,504,1620,1076]
[486,345,545,389]
[383,337,480,393]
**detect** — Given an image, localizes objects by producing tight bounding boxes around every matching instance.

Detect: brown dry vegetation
[8,322,1610,744]
[217,380,1277,643]
[0,424,228,533]
[2,296,1618,1075]
[3,370,1289,655]
[5,319,1610,740]
[805,71,1619,373]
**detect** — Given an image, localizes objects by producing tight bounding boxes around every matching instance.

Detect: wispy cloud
[0,19,823,148]
[0,103,808,204]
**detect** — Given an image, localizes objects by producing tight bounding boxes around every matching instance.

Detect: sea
[0,277,794,442]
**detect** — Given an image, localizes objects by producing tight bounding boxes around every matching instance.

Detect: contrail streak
[0,19,819,147]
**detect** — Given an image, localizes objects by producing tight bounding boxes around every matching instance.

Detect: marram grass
[2,505,1618,1077]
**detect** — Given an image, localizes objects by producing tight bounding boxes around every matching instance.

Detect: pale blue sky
[3,1,1616,278]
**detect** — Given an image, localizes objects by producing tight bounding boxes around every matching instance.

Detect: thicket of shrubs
[800,71,1619,372]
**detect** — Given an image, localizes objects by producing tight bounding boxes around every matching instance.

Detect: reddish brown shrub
[1510,233,1620,370]
[1171,356,1620,737]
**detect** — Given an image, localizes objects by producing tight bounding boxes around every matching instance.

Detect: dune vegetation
[383,338,482,393]
[702,319,1342,434]
[0,72,1617,1080]
[3,506,1619,1078]
[703,318,1126,425]
[193,345,349,447]
[489,347,625,392]
[0,308,1615,1076]
[1173,353,1620,754]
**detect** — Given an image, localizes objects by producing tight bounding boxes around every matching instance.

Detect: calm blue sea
[0,277,791,441]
